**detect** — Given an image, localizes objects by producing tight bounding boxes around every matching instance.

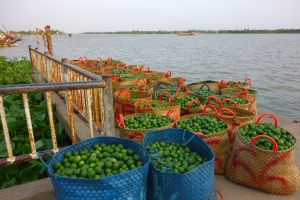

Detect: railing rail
[29,46,115,135]
[0,47,115,166]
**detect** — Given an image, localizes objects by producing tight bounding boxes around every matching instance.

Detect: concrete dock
[0,110,299,200]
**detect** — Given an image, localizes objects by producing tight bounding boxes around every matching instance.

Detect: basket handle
[227,81,241,89]
[250,134,278,153]
[255,112,278,126]
[193,132,205,137]
[236,92,250,101]
[187,100,201,112]
[116,90,130,100]
[164,71,172,78]
[233,85,248,93]
[203,104,218,114]
[144,67,150,72]
[178,77,186,85]
[244,76,253,87]
[159,92,173,102]
[102,67,112,75]
[217,108,237,119]
[139,84,151,94]
[221,98,238,108]
[207,95,222,107]
[134,78,146,86]
[118,114,126,128]
[200,84,211,91]
[137,99,152,111]
[38,151,54,168]
[166,109,179,122]
[218,80,226,87]
[176,85,190,94]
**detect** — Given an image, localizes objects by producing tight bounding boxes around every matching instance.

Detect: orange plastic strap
[117,90,130,100]
[166,109,179,122]
[207,95,222,106]
[164,71,172,78]
[203,104,218,114]
[178,77,186,85]
[227,81,241,88]
[186,100,201,112]
[176,85,190,94]
[218,79,226,87]
[250,134,279,152]
[255,112,279,126]
[221,98,238,108]
[139,84,151,93]
[134,78,146,86]
[236,92,250,101]
[217,107,237,119]
[193,132,205,137]
[244,76,253,87]
[119,114,125,128]
[159,92,173,102]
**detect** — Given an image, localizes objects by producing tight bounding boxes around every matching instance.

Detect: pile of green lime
[126,85,151,92]
[123,114,173,130]
[119,74,144,81]
[53,143,143,178]
[147,142,208,173]
[190,88,216,98]
[239,123,296,151]
[208,95,248,106]
[173,96,205,109]
[222,87,256,95]
[177,115,227,134]
[111,69,132,75]
[154,90,176,101]
[139,102,170,109]
[226,81,250,88]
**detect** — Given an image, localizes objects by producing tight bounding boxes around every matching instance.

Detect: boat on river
[177,31,197,36]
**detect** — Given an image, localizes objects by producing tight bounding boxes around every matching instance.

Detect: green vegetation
[177,115,227,135]
[0,57,32,84]
[147,142,208,173]
[122,114,173,130]
[0,57,70,189]
[239,123,296,151]
[54,143,143,178]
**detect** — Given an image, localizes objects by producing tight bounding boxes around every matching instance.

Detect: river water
[1,34,300,119]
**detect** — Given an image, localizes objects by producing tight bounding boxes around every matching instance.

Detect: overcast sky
[1,0,300,33]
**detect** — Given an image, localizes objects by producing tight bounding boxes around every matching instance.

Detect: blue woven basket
[40,136,150,200]
[143,128,217,200]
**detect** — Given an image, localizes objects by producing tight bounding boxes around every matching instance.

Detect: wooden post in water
[45,25,53,55]
[42,31,47,48]
[35,28,39,46]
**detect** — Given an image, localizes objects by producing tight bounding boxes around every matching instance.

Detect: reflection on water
[1,34,300,119]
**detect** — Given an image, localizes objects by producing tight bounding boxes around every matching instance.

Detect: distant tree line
[83,29,300,34]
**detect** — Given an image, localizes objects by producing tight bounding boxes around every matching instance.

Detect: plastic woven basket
[143,128,217,200]
[39,136,150,200]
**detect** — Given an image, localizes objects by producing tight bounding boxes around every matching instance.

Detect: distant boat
[68,33,72,37]
[177,32,197,36]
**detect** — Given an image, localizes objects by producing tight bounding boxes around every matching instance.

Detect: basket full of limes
[143,128,216,200]
[39,136,150,200]
[114,90,152,122]
[176,113,229,174]
[187,80,220,93]
[226,113,300,195]
[134,99,180,116]
[117,112,177,143]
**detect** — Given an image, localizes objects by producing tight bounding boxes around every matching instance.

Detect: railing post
[101,75,116,136]
[45,52,50,82]
[61,58,69,100]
